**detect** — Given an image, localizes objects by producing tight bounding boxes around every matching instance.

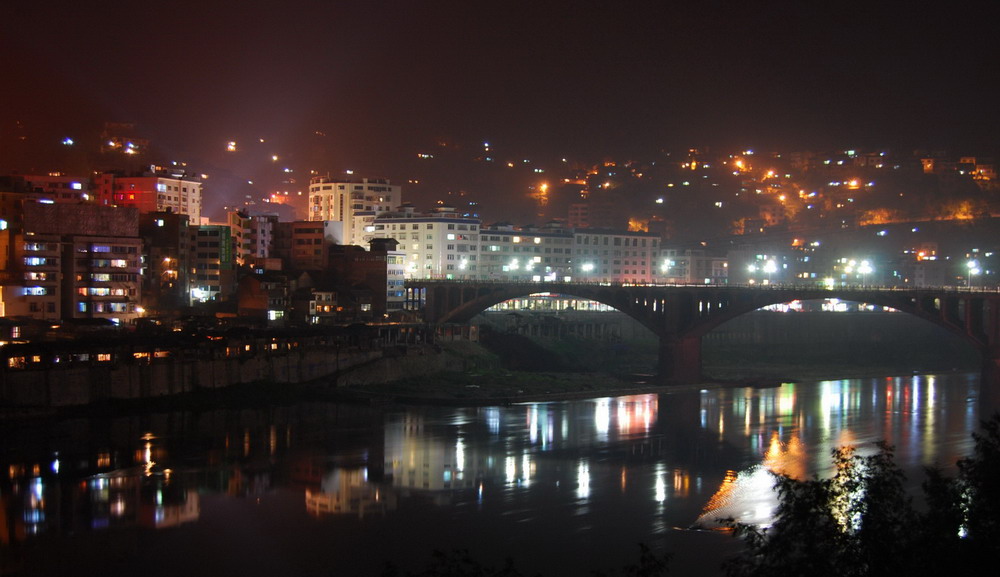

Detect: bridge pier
[658,335,703,384]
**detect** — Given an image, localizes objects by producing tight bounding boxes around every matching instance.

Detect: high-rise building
[308,176,400,246]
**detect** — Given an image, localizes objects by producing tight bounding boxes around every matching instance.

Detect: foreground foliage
[724,413,1000,577]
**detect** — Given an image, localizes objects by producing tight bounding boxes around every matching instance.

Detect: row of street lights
[745,257,986,288]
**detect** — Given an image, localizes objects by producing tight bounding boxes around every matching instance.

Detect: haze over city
[5,4,1000,576]
[4,1,1000,226]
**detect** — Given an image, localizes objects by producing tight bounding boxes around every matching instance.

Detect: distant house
[236,271,291,326]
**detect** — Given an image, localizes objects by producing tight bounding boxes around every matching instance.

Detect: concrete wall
[0,339,382,408]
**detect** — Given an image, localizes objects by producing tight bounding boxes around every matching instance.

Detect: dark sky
[3,1,999,191]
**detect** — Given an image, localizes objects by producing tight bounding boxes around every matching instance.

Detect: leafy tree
[956,413,1000,562]
[723,413,1000,577]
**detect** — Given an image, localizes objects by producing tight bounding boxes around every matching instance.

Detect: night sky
[3,1,1000,216]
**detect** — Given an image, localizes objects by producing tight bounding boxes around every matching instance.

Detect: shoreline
[328,364,970,407]
[0,363,975,422]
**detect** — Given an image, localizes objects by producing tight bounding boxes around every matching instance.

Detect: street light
[967,259,981,289]
[661,259,674,283]
[763,259,777,285]
[858,260,873,286]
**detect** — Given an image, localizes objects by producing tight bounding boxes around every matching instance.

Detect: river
[0,372,986,576]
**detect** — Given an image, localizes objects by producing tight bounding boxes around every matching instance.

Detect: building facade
[370,206,481,280]
[0,203,142,324]
[228,210,277,266]
[273,220,343,271]
[95,168,203,223]
[571,228,660,284]
[188,224,236,304]
[308,176,400,246]
[658,247,729,285]
[479,224,575,281]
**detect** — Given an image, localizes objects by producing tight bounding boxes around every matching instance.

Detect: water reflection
[0,374,983,577]
[306,467,394,518]
[696,373,980,529]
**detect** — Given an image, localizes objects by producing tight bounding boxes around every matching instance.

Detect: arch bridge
[404,280,1000,385]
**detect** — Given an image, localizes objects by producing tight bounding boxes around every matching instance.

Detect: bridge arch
[426,283,657,332]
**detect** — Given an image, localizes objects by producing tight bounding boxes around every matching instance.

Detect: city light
[858,260,873,285]
[967,259,981,288]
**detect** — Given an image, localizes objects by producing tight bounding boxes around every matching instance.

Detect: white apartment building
[658,248,729,285]
[308,177,400,246]
[370,206,480,280]
[572,229,660,284]
[372,208,667,285]
[479,224,575,281]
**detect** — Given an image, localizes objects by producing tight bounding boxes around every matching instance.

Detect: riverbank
[0,334,979,420]
[329,339,970,406]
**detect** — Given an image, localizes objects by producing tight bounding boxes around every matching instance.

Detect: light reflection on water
[0,373,984,577]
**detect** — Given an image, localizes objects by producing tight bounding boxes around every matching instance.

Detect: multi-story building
[139,211,190,312]
[308,176,400,246]
[370,206,480,280]
[328,238,399,319]
[0,174,93,228]
[95,167,203,223]
[228,210,277,266]
[273,220,343,271]
[187,224,236,304]
[236,270,290,325]
[0,229,61,320]
[479,223,575,281]
[571,228,660,284]
[16,174,93,203]
[386,246,406,313]
[658,247,728,285]
[567,203,590,229]
[0,203,142,324]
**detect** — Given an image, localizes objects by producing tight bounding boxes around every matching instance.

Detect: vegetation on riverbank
[723,414,1000,576]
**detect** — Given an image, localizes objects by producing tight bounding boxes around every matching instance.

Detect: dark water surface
[0,372,984,576]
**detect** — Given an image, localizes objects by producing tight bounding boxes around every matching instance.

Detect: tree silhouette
[723,413,1000,577]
